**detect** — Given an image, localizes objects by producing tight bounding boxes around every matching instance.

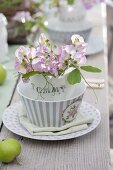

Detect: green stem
[59,66,68,76]
[44,75,55,96]
[80,72,98,103]
[70,63,98,102]
[39,75,55,98]
[39,75,48,99]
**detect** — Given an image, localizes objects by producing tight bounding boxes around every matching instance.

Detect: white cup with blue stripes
[17,80,86,127]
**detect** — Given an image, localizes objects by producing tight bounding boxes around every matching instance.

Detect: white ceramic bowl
[17,81,86,127]
[44,18,93,44]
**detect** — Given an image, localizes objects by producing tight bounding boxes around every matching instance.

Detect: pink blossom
[13,11,32,23]
[71,34,84,46]
[15,58,26,74]
[28,47,36,60]
[15,46,28,62]
[15,33,87,77]
[39,33,48,45]
[65,45,77,56]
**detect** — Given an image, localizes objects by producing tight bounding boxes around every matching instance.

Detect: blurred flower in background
[13,11,32,23]
[0,0,46,44]
[48,0,105,9]
[11,11,46,45]
[82,0,105,9]
[0,0,105,45]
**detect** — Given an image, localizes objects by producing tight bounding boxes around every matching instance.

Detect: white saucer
[86,34,104,56]
[2,101,101,141]
[44,17,93,32]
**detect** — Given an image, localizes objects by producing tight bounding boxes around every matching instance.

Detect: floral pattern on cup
[62,96,83,122]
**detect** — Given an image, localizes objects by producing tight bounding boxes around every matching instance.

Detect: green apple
[0,64,7,85]
[0,138,21,163]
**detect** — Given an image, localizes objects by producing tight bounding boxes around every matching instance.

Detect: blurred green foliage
[49,0,76,8]
[67,0,75,5]
[31,0,45,9]
[0,0,22,10]
[24,15,47,32]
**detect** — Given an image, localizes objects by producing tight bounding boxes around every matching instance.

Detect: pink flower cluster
[15,33,87,77]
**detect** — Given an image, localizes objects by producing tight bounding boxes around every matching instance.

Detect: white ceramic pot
[58,0,86,22]
[29,72,84,101]
[17,80,86,127]
[0,13,8,63]
[45,0,91,45]
[29,74,67,101]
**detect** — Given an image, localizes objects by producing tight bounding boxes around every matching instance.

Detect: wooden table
[0,4,112,170]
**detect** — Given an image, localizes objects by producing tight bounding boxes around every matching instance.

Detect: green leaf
[67,0,75,5]
[22,71,55,79]
[22,71,41,79]
[37,23,47,31]
[80,66,101,73]
[67,69,81,85]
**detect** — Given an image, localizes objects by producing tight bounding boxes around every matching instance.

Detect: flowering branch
[15,33,101,84]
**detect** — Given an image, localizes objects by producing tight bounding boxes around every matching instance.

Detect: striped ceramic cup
[17,81,86,127]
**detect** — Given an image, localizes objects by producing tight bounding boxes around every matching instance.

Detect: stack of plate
[44,17,93,45]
